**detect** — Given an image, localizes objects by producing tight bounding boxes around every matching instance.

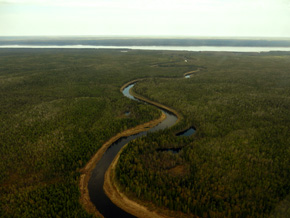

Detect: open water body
[1,45,290,52]
[88,83,178,218]
[176,127,196,137]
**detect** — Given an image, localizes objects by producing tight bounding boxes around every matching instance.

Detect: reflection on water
[122,84,139,101]
[88,83,177,218]
[1,45,290,52]
[176,127,196,136]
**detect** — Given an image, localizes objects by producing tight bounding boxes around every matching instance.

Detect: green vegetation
[1,49,290,218]
[116,52,290,217]
[0,48,190,217]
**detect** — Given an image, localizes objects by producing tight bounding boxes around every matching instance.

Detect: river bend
[88,83,178,218]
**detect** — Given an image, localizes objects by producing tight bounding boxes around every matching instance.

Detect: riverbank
[183,68,201,77]
[80,67,199,217]
[129,87,182,122]
[104,142,197,218]
[102,84,183,218]
[104,146,174,218]
[79,84,167,217]
[102,79,200,218]
[80,73,191,217]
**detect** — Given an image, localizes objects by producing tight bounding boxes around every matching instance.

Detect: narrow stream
[88,83,178,218]
[176,127,196,136]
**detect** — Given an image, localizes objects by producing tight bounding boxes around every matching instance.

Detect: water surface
[176,127,196,136]
[88,83,177,218]
[2,45,290,52]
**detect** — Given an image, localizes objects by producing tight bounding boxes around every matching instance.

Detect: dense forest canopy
[116,52,290,217]
[0,48,179,217]
[0,48,289,217]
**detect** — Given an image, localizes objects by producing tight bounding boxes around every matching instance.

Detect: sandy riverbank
[102,85,182,218]
[104,145,175,218]
[80,70,198,217]
[79,82,167,217]
[183,68,201,77]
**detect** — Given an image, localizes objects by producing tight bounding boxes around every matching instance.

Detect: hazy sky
[1,0,290,37]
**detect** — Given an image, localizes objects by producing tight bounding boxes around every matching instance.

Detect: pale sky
[0,0,290,37]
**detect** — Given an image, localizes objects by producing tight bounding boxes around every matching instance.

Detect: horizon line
[1,35,290,40]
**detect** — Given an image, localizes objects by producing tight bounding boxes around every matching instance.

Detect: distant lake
[1,45,290,52]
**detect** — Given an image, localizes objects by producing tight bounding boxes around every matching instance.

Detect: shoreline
[79,81,169,218]
[79,111,167,217]
[183,68,201,77]
[2,45,290,53]
[104,144,174,218]
[80,70,196,217]
[103,83,183,218]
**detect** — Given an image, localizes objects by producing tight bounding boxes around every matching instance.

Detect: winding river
[87,83,178,218]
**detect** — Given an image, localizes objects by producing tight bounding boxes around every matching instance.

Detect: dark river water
[176,127,196,137]
[88,83,178,218]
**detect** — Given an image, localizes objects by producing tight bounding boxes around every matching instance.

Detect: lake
[1,45,290,52]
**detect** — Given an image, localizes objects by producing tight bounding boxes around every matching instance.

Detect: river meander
[88,83,178,218]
